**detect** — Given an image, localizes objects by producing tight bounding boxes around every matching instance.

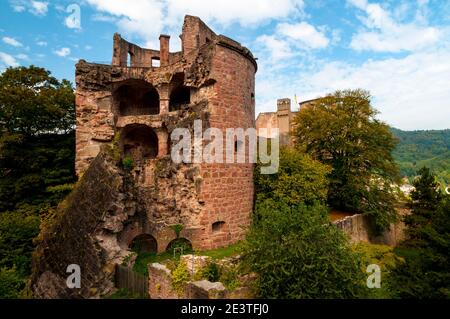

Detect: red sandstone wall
[196,44,256,250]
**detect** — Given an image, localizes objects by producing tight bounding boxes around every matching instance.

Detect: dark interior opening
[114,80,159,116]
[166,238,193,254]
[121,124,158,163]
[169,85,190,112]
[212,221,225,232]
[130,234,157,254]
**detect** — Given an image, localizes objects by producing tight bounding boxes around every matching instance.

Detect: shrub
[241,199,365,298]
[122,156,134,170]
[255,147,330,206]
[0,267,25,299]
[171,261,190,295]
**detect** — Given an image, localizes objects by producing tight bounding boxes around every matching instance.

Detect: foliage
[255,147,331,206]
[389,169,450,298]
[241,199,365,298]
[293,89,400,233]
[0,267,25,299]
[171,261,190,295]
[391,128,450,187]
[170,224,184,239]
[122,156,134,170]
[0,66,76,297]
[196,262,221,282]
[0,211,40,276]
[353,243,400,299]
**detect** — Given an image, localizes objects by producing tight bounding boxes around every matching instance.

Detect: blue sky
[1,0,449,130]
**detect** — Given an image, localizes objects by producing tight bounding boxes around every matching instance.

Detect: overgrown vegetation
[0,66,76,298]
[389,168,450,298]
[241,199,365,298]
[293,89,401,233]
[255,147,330,206]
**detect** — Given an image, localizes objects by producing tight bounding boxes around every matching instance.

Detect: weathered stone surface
[333,208,409,246]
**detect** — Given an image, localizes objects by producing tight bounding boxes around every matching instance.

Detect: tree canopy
[293,89,400,233]
[0,66,76,298]
[390,168,450,298]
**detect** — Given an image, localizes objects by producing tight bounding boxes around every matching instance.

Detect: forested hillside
[391,128,450,186]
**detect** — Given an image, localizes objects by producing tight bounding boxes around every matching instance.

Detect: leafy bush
[255,147,330,206]
[0,267,25,299]
[122,156,134,170]
[0,211,40,276]
[241,199,365,298]
[196,262,221,282]
[171,261,190,295]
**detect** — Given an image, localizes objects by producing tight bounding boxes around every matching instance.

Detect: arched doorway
[114,80,159,116]
[129,234,158,254]
[166,238,193,254]
[121,124,158,163]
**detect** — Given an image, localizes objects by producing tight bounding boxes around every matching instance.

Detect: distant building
[256,98,319,146]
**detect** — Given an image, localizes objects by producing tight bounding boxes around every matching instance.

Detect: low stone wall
[333,208,408,246]
[147,255,253,299]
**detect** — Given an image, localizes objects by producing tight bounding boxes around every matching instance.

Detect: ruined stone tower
[75,16,256,252]
[31,15,256,298]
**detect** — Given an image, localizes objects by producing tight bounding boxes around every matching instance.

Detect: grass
[199,243,241,260]
[103,288,148,299]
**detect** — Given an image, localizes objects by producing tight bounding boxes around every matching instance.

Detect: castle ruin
[31,15,257,298]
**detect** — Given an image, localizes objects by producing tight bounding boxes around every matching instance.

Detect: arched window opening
[129,234,157,254]
[212,221,225,232]
[121,124,158,163]
[169,85,190,112]
[114,80,159,116]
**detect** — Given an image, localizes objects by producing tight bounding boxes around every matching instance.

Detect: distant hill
[391,127,450,186]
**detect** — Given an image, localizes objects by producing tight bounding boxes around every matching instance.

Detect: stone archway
[129,234,158,254]
[114,79,160,116]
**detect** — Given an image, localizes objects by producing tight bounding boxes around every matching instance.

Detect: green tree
[390,169,450,298]
[241,199,365,298]
[0,66,76,211]
[0,66,76,297]
[293,89,400,233]
[255,147,331,206]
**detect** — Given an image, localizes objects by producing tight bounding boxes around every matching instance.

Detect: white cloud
[54,47,71,57]
[165,0,305,26]
[16,53,29,60]
[256,35,294,60]
[277,22,329,49]
[0,52,19,68]
[348,0,440,52]
[30,1,48,16]
[256,47,450,130]
[2,36,23,47]
[36,41,47,47]
[9,0,48,16]
[86,0,304,46]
